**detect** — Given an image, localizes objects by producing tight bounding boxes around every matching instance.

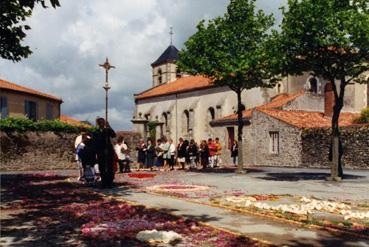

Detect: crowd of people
[134,137,233,171]
[74,117,239,188]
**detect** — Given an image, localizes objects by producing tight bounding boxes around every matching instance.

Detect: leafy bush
[147,121,158,142]
[353,107,369,124]
[0,117,95,133]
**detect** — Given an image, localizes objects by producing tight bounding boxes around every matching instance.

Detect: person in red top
[208,138,217,168]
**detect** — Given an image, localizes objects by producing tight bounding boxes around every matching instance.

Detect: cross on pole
[99,57,115,122]
[169,26,174,45]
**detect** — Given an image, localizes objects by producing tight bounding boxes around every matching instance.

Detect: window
[176,68,181,78]
[208,107,215,120]
[184,110,190,133]
[0,96,8,119]
[162,112,169,132]
[158,68,163,84]
[307,76,318,94]
[269,131,279,154]
[216,105,222,118]
[25,100,37,120]
[46,103,53,120]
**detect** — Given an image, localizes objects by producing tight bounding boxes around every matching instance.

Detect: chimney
[324,82,334,117]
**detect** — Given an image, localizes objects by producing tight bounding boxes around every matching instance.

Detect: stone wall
[115,131,141,162]
[0,130,142,172]
[301,125,369,169]
[0,131,77,171]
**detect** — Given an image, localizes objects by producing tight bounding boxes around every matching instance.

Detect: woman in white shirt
[114,136,127,173]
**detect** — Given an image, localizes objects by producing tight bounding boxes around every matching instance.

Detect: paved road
[2,167,369,246]
[100,167,369,247]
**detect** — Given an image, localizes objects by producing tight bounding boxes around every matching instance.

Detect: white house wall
[134,86,276,144]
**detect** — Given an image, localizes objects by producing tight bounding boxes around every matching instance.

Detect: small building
[212,86,369,169]
[0,79,63,120]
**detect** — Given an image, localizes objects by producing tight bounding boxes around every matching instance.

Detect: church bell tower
[151,27,181,87]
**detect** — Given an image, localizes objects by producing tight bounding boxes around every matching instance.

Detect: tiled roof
[215,91,304,122]
[260,91,304,109]
[60,115,91,127]
[135,76,214,100]
[258,109,360,129]
[215,109,253,122]
[0,79,63,102]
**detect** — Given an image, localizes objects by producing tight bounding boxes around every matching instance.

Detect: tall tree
[273,0,369,180]
[178,0,279,173]
[0,0,60,62]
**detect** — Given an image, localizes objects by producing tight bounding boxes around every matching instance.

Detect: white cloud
[0,0,286,130]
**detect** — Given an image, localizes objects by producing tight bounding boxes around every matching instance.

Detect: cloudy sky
[0,0,286,130]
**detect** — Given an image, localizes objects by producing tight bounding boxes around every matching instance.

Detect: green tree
[273,0,369,180]
[178,0,279,173]
[0,0,60,62]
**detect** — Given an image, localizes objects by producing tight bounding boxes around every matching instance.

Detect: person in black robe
[93,117,116,188]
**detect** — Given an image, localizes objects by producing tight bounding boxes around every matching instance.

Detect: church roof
[135,76,214,100]
[151,45,179,67]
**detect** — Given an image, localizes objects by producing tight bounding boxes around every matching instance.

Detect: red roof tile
[0,79,63,102]
[135,76,214,100]
[216,91,304,122]
[258,108,360,128]
[260,91,304,109]
[60,115,91,127]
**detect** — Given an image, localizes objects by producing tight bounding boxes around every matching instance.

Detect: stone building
[212,87,368,168]
[0,79,62,120]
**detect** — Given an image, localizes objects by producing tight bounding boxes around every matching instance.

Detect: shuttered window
[46,103,53,120]
[25,100,38,120]
[269,131,279,154]
[0,96,8,119]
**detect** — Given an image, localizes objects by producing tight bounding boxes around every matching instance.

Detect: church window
[269,131,279,154]
[307,76,318,94]
[162,112,169,132]
[208,107,215,120]
[216,105,222,118]
[277,83,282,94]
[158,68,163,84]
[184,110,191,133]
[176,68,181,78]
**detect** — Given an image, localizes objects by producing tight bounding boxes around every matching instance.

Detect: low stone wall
[0,131,77,171]
[301,125,369,169]
[0,130,142,172]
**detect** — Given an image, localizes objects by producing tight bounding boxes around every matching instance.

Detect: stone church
[132,43,369,167]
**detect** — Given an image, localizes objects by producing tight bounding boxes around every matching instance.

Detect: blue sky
[0,0,286,130]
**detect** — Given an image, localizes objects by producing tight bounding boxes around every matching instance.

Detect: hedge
[353,107,369,124]
[0,117,96,133]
